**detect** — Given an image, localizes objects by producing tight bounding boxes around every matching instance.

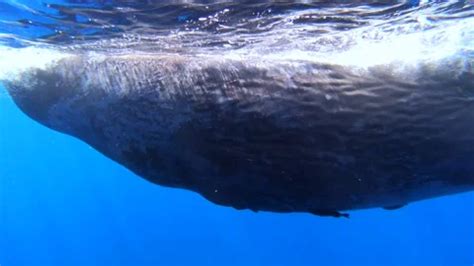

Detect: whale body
[3,49,474,217]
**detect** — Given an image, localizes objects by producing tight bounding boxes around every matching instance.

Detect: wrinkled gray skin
[4,53,474,217]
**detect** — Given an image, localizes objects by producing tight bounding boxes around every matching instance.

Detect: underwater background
[0,1,474,265]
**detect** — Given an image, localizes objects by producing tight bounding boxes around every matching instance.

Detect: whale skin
[4,53,474,217]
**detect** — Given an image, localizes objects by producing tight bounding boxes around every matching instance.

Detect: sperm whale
[2,13,474,217]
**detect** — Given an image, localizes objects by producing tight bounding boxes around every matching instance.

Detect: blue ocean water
[0,1,474,265]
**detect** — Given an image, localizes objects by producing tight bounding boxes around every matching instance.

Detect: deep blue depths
[1,0,474,265]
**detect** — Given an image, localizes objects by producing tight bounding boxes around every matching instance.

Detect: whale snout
[5,70,67,122]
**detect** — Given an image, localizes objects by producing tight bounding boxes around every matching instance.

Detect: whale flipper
[311,210,350,218]
[383,205,407,210]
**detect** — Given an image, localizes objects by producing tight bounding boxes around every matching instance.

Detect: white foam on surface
[246,17,473,71]
[0,11,471,85]
[0,46,71,82]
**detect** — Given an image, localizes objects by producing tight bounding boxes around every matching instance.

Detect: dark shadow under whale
[3,52,474,217]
